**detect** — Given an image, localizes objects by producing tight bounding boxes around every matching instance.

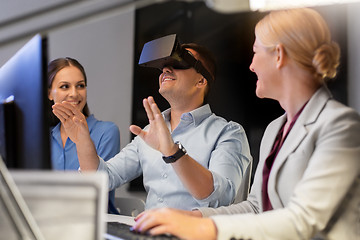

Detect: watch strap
[162,142,187,163]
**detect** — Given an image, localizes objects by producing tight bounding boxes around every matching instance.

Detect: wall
[0,1,135,149]
[348,3,360,113]
[47,10,134,150]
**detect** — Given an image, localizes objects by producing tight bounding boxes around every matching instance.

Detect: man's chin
[159,88,167,96]
[255,90,264,99]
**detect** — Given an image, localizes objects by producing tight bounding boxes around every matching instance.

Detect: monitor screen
[0,34,51,169]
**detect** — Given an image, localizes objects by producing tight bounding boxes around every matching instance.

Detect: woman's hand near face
[52,101,100,171]
[52,101,90,144]
[133,208,217,240]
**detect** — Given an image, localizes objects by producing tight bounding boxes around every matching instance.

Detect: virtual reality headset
[138,34,214,83]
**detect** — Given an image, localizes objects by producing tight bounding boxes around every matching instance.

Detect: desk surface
[106,214,136,226]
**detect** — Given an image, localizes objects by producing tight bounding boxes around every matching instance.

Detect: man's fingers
[130,125,144,137]
[148,97,162,116]
[143,98,155,121]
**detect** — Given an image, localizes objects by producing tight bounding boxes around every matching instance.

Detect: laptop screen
[1,170,108,240]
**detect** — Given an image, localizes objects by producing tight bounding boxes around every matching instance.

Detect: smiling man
[52,40,252,211]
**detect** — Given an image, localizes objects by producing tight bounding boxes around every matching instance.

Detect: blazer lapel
[256,115,286,212]
[260,116,286,160]
[267,86,333,208]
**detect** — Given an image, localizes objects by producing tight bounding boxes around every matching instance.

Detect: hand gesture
[129,96,177,156]
[52,102,90,144]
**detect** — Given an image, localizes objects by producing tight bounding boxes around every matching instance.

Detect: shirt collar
[51,122,61,137]
[162,104,212,127]
[86,114,96,130]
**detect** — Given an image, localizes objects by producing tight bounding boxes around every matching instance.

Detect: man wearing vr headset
[52,35,252,211]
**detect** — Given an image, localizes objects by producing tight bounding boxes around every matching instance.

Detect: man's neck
[168,101,204,131]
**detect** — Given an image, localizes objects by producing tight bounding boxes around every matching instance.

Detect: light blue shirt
[50,114,120,213]
[50,114,120,170]
[98,104,252,210]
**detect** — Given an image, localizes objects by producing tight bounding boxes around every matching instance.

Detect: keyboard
[106,221,181,240]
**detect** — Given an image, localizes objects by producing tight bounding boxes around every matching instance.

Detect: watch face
[175,141,186,152]
[180,144,186,154]
[178,143,183,150]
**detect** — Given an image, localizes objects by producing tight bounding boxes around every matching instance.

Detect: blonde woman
[132,8,360,240]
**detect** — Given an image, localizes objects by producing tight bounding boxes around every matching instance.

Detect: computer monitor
[0,35,108,240]
[0,34,51,169]
[0,155,45,240]
[0,154,108,240]
[7,170,108,240]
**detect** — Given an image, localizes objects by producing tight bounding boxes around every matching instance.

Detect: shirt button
[162,173,167,178]
[158,198,163,202]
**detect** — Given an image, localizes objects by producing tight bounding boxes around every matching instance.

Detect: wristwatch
[162,141,187,164]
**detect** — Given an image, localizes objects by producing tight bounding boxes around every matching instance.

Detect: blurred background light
[204,0,360,13]
[250,0,360,11]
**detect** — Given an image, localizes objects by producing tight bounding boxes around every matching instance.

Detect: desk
[106,214,136,226]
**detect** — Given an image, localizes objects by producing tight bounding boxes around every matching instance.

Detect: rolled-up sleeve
[192,121,252,207]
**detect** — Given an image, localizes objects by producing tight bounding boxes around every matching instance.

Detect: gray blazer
[200,86,360,240]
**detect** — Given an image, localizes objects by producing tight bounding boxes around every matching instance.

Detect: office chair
[114,197,145,217]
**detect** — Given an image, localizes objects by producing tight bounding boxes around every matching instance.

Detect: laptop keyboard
[106,221,180,240]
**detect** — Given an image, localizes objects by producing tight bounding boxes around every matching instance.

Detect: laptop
[1,170,108,240]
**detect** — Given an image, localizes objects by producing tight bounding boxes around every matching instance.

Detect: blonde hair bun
[313,41,340,80]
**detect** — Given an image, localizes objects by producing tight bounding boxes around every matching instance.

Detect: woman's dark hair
[181,43,216,104]
[48,57,90,126]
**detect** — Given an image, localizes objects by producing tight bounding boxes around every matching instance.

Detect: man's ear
[276,44,286,69]
[197,77,207,87]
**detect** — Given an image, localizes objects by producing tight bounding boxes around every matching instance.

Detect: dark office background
[129,2,348,192]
